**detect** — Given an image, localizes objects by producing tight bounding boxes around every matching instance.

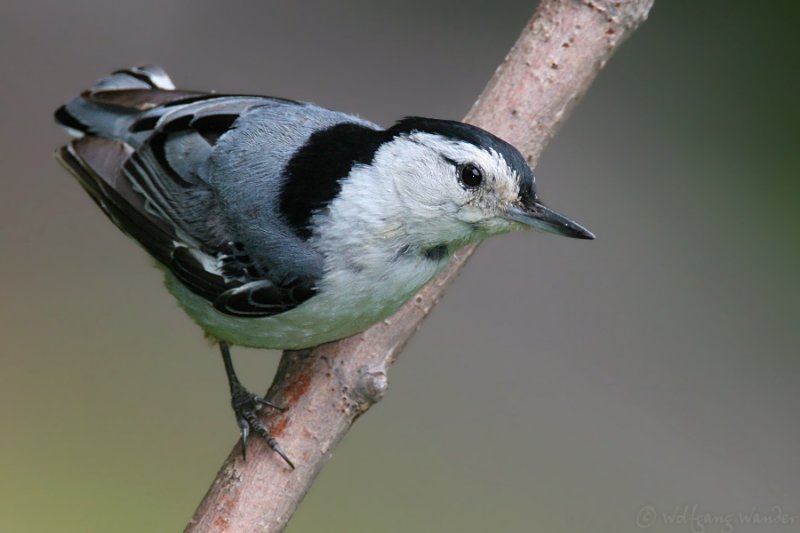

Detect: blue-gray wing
[55,68,319,317]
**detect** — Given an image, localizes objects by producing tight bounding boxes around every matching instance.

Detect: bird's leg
[219,342,294,468]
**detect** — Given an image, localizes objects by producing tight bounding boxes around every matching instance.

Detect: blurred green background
[1,1,798,531]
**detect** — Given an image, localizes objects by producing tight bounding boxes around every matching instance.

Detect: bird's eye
[459,163,483,188]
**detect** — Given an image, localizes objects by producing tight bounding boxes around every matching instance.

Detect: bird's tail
[54,66,177,141]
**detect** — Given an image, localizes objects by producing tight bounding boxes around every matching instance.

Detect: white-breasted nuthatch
[55,66,594,467]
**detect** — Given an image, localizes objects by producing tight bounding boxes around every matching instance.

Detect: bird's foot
[230,383,294,468]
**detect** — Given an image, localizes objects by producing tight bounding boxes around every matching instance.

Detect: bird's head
[374,118,595,248]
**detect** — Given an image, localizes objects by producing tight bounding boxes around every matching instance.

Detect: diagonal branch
[186,1,653,531]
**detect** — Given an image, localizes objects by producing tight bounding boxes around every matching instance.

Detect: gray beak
[506,202,595,240]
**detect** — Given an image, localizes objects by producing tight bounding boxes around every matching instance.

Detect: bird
[54,66,594,467]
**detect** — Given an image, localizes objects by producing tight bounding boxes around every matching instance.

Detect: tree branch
[185,1,653,531]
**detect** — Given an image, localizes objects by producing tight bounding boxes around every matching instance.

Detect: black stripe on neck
[280,122,387,239]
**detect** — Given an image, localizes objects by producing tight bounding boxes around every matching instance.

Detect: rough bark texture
[186,1,654,531]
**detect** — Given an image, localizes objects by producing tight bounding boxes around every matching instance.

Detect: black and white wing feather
[55,67,317,317]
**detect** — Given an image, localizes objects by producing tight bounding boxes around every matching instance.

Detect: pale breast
[164,250,448,349]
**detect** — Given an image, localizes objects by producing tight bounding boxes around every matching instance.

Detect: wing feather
[55,87,318,318]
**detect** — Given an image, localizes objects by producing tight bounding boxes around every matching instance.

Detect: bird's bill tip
[505,203,595,240]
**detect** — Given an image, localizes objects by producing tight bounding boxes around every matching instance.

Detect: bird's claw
[254,396,288,412]
[231,385,294,468]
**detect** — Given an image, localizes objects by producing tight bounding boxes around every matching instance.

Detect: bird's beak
[505,202,595,240]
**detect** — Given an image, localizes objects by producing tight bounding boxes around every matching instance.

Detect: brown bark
[186,1,654,531]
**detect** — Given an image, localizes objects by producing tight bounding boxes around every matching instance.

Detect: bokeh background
[1,1,798,531]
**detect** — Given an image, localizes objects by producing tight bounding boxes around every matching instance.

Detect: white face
[374,132,528,246]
